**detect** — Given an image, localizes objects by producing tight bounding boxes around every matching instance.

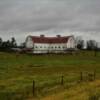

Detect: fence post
[33,80,35,95]
[80,72,83,81]
[94,70,96,80]
[61,75,64,85]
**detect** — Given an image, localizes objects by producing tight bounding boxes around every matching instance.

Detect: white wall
[33,43,68,53]
[49,43,67,53]
[25,36,34,48]
[67,37,75,48]
[33,43,49,53]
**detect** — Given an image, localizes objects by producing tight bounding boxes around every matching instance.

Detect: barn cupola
[40,34,45,38]
[56,35,61,38]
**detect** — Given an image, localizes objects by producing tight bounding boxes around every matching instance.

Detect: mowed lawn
[0,51,100,100]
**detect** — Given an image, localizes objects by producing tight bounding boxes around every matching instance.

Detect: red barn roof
[30,35,72,43]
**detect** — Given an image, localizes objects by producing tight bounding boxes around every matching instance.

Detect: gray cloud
[0,0,100,43]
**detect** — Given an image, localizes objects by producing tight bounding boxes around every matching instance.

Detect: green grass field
[0,51,100,100]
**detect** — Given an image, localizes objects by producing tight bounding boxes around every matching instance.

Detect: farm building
[25,35,76,54]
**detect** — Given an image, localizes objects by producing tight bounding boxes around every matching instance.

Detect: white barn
[25,35,76,54]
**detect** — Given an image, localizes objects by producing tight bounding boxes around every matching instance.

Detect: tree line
[0,36,99,52]
[0,37,17,51]
[76,36,99,50]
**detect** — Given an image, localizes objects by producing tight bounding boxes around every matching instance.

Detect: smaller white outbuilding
[25,35,76,54]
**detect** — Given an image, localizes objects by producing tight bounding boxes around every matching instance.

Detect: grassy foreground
[40,80,100,100]
[0,51,100,100]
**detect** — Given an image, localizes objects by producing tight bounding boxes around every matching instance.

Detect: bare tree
[10,37,17,47]
[87,40,97,50]
[76,36,84,50]
[0,37,3,47]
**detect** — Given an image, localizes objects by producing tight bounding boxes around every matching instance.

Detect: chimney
[40,34,45,37]
[56,35,61,38]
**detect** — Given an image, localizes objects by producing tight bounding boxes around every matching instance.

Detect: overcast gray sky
[0,0,100,44]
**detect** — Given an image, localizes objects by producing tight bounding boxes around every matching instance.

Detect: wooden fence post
[33,80,35,95]
[80,72,83,81]
[61,75,64,85]
[94,70,96,80]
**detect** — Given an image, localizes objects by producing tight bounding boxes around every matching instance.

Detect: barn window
[35,46,38,48]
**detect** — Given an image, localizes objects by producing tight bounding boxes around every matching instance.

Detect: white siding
[33,43,49,54]
[49,43,67,53]
[67,37,75,48]
[25,36,34,48]
[33,43,68,54]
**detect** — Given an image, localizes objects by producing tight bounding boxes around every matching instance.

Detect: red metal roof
[30,36,72,43]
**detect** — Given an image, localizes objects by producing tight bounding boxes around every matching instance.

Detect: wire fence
[0,71,97,100]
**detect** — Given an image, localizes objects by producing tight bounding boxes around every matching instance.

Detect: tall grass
[0,51,100,99]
